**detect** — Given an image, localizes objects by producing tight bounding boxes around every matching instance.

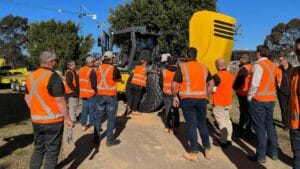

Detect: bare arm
[24,94,30,107]
[55,97,73,128]
[206,79,215,97]
[171,81,180,107]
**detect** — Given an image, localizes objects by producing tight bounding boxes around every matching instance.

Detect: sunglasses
[50,59,59,63]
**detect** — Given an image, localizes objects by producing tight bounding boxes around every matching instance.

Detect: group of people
[24,38,300,169]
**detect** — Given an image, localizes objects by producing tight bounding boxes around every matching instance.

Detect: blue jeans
[94,95,118,142]
[80,96,96,126]
[290,129,300,169]
[180,98,210,152]
[249,100,278,160]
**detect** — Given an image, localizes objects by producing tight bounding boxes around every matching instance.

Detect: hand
[173,96,180,108]
[65,117,73,129]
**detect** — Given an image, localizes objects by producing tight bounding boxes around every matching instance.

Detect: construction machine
[100,10,236,112]
[0,57,28,92]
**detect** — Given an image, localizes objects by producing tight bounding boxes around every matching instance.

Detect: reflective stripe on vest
[97,65,117,91]
[179,62,207,96]
[79,66,95,98]
[162,69,174,95]
[255,61,276,96]
[290,68,300,129]
[131,65,147,87]
[28,71,62,120]
[64,70,77,94]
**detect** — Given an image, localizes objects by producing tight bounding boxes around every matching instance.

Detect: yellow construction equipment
[190,10,236,74]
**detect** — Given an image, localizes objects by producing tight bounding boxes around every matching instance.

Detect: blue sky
[0,0,299,52]
[218,0,300,50]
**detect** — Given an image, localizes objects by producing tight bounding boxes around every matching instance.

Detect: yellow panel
[190,10,236,74]
[117,72,130,93]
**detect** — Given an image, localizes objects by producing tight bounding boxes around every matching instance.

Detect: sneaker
[183,152,200,162]
[204,148,212,159]
[106,139,121,147]
[247,155,266,163]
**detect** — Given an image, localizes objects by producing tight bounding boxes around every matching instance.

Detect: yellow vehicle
[101,10,236,112]
[0,57,29,91]
[190,10,236,74]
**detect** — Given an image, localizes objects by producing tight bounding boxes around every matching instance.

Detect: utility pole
[78,4,97,36]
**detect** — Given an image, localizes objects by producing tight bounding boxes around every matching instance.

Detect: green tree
[26,19,94,71]
[264,18,300,60]
[108,0,216,53]
[0,15,28,67]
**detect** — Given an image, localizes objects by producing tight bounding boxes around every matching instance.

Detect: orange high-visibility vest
[64,69,77,94]
[26,68,64,124]
[79,66,95,98]
[162,68,176,95]
[236,64,253,96]
[253,59,277,101]
[131,64,147,87]
[290,67,300,129]
[212,70,234,106]
[178,61,208,99]
[96,64,117,96]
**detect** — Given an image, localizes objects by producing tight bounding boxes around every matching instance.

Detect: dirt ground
[0,90,294,169]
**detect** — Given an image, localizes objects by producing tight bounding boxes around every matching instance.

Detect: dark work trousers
[249,100,278,161]
[277,92,290,127]
[129,84,144,112]
[180,98,210,152]
[290,129,300,169]
[237,94,251,132]
[163,94,179,129]
[30,122,64,169]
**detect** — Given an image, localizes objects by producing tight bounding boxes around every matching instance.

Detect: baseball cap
[85,56,95,63]
[103,51,115,59]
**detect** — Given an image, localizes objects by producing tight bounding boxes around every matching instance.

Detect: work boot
[106,139,121,147]
[204,148,212,159]
[183,152,200,162]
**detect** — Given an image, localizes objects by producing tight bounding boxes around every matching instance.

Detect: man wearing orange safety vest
[161,55,179,133]
[233,54,253,137]
[78,56,97,132]
[172,47,214,161]
[94,51,122,146]
[128,57,148,115]
[289,37,300,169]
[211,58,234,149]
[247,45,281,163]
[64,60,79,123]
[24,51,73,169]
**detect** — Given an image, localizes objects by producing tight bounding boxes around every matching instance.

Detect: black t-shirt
[233,66,248,90]
[173,61,212,83]
[113,66,122,81]
[25,67,65,97]
[65,69,79,97]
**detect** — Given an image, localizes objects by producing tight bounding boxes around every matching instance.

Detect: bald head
[215,58,227,70]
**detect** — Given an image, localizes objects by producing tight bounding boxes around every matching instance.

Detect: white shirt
[247,57,268,101]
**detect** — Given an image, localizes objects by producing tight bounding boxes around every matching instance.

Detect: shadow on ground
[0,133,34,158]
[0,92,30,127]
[57,133,104,169]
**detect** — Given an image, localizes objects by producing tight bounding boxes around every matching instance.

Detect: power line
[0,0,78,15]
